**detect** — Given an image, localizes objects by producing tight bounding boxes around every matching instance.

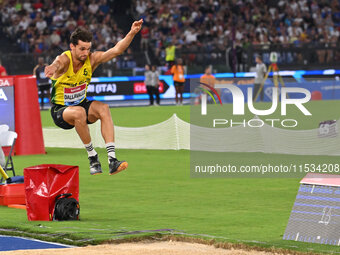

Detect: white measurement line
[295,233,299,241]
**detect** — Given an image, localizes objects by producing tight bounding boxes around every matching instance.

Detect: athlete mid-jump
[45,20,143,175]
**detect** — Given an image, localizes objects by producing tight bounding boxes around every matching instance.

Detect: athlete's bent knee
[99,104,110,117]
[72,107,87,123]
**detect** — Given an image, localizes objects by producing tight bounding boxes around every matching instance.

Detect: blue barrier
[88,69,340,101]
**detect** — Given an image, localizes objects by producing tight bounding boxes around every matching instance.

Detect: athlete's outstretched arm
[91,19,143,68]
[45,54,69,78]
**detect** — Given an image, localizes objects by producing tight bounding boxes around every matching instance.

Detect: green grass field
[1,102,340,254]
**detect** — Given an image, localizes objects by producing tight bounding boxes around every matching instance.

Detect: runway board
[0,235,73,251]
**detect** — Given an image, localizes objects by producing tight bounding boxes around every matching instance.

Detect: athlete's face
[71,40,92,62]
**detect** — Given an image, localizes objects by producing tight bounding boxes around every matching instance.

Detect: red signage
[133,82,164,94]
[0,77,14,87]
[64,84,86,93]
[300,173,340,187]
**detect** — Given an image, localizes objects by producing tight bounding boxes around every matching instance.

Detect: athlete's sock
[85,142,97,157]
[105,142,116,159]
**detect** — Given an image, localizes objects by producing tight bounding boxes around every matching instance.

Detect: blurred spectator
[253,55,267,102]
[33,57,50,109]
[35,14,47,32]
[52,8,64,28]
[200,66,216,88]
[18,14,31,31]
[145,64,160,106]
[50,30,61,47]
[88,0,99,15]
[117,48,136,68]
[60,7,70,21]
[99,0,110,16]
[77,14,86,27]
[65,17,77,31]
[171,58,185,105]
[136,0,147,15]
[0,59,7,76]
[198,66,217,104]
[140,25,150,50]
[165,42,176,68]
[33,0,43,10]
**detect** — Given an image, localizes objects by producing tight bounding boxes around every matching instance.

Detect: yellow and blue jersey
[50,50,92,106]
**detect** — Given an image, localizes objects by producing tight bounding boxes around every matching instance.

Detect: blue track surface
[0,235,72,251]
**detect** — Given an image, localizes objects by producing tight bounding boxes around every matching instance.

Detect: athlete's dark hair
[70,28,93,45]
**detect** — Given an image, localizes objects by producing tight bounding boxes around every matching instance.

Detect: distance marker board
[284,173,340,246]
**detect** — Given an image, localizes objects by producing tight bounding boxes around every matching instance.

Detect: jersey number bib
[64,84,86,105]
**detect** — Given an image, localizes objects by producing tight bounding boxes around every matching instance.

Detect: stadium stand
[133,0,340,70]
[0,0,339,74]
[0,0,123,55]
[0,0,140,75]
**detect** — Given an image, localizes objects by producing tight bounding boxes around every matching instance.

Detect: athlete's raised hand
[91,19,143,66]
[44,65,57,78]
[44,54,68,78]
[130,19,143,35]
